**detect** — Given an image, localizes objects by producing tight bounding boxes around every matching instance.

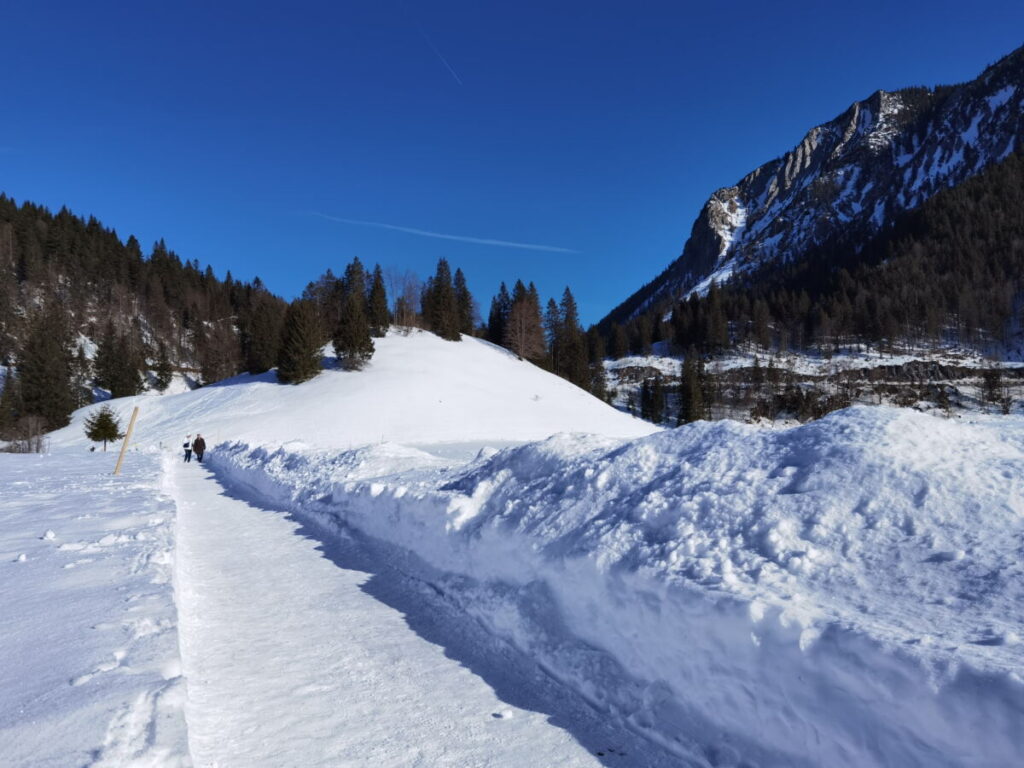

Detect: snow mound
[49,330,656,452]
[212,406,1024,767]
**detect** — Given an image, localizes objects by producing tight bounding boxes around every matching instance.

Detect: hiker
[192,434,207,463]
[183,435,193,463]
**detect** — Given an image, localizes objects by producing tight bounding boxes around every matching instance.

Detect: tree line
[598,148,1024,361]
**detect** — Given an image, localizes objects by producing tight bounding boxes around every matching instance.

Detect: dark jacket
[192,437,206,454]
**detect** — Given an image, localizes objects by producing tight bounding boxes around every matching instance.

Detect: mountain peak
[602,44,1024,327]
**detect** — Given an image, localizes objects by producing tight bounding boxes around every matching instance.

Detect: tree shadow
[209,474,691,768]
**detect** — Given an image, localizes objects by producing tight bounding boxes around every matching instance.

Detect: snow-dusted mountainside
[606,45,1024,323]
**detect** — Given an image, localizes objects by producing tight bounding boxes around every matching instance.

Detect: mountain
[603,44,1024,327]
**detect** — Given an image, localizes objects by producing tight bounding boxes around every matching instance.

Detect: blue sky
[2,1,1022,324]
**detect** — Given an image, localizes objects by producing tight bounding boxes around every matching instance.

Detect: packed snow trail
[169,459,682,767]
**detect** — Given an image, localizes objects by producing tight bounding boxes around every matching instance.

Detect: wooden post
[113,406,140,476]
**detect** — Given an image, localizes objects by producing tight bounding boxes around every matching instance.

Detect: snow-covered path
[170,460,677,767]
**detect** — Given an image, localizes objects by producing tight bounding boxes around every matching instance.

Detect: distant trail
[170,461,668,767]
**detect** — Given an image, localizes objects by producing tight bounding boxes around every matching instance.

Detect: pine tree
[487,282,512,344]
[70,345,93,408]
[558,287,590,389]
[18,310,75,430]
[84,405,123,451]
[425,259,460,340]
[277,299,323,384]
[0,366,20,438]
[453,268,474,335]
[367,264,390,337]
[678,349,705,425]
[333,290,375,370]
[153,342,174,392]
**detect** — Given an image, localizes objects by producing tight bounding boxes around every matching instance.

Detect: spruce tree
[427,259,460,340]
[18,310,75,430]
[84,405,123,451]
[558,287,590,389]
[153,342,174,392]
[487,283,512,344]
[367,264,390,337]
[453,268,474,335]
[678,350,705,425]
[0,366,20,438]
[333,290,375,370]
[277,299,323,384]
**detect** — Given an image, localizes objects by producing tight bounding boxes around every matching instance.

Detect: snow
[987,84,1016,111]
[11,328,1024,765]
[0,452,188,767]
[210,407,1024,767]
[169,457,678,767]
[50,330,656,453]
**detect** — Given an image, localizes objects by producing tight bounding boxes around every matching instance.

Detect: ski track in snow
[169,457,683,768]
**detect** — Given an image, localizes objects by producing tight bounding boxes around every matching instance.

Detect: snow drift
[211,406,1024,767]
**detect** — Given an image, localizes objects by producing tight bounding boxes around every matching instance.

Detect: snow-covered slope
[607,44,1024,322]
[211,407,1024,767]
[50,330,657,452]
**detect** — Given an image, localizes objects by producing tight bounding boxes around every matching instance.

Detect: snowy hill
[50,330,657,452]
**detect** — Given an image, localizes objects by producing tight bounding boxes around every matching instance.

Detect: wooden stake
[113,406,140,476]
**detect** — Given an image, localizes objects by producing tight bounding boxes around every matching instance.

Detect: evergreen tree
[277,299,323,384]
[367,264,390,337]
[424,259,460,340]
[487,282,512,344]
[678,349,705,425]
[18,310,75,430]
[153,342,174,392]
[70,345,93,408]
[453,268,474,335]
[0,366,20,438]
[84,405,123,451]
[333,290,375,370]
[239,292,285,375]
[558,287,590,389]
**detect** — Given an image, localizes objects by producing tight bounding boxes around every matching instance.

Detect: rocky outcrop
[604,45,1024,325]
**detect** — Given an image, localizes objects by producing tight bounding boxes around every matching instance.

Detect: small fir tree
[84,405,123,451]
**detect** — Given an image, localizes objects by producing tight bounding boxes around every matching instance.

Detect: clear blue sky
[2,1,1021,324]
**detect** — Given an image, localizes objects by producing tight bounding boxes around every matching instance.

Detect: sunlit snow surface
[10,330,1024,766]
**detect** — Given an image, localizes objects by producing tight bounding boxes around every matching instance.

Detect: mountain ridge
[601,44,1024,328]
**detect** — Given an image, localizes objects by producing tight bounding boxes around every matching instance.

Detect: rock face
[605,45,1024,325]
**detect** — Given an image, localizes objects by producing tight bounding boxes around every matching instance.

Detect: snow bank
[211,406,1024,767]
[48,330,657,453]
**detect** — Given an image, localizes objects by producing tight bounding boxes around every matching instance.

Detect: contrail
[415,24,463,86]
[399,0,463,86]
[309,212,579,254]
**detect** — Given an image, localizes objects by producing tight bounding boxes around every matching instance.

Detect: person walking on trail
[183,435,193,463]
[192,434,207,463]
